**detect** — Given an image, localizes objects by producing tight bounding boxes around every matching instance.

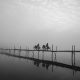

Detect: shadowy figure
[33,44,37,50]
[33,43,40,50]
[42,43,50,51]
[37,43,40,50]
[42,45,46,51]
[46,43,50,51]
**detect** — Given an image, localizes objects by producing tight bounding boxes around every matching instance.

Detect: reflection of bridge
[0,44,80,52]
[0,50,80,72]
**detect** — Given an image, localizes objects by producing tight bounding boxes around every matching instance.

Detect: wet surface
[0,50,80,80]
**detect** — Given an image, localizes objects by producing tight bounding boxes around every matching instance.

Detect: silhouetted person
[37,43,40,50]
[33,45,37,50]
[33,43,40,50]
[46,43,50,51]
[42,45,46,50]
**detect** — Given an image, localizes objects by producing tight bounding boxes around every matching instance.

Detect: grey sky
[0,0,80,49]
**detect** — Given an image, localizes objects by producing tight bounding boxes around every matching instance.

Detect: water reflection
[0,50,80,80]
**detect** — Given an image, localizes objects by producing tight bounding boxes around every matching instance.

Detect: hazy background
[0,0,80,49]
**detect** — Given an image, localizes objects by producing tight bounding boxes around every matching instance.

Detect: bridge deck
[1,48,80,52]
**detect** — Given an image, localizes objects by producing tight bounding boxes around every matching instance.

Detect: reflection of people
[42,63,49,70]
[34,61,40,67]
[46,64,49,70]
[36,62,40,67]
[34,61,36,65]
[42,63,46,67]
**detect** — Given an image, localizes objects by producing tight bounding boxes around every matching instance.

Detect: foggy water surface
[0,50,80,80]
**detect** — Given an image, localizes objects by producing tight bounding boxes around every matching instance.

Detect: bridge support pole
[52,44,53,61]
[56,46,57,52]
[71,45,73,66]
[14,45,15,55]
[28,48,29,57]
[9,48,11,53]
[19,46,21,56]
[71,45,75,66]
[74,45,75,66]
[26,47,28,57]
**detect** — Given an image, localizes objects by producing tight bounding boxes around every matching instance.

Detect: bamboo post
[74,45,75,51]
[19,45,21,56]
[20,46,21,51]
[26,47,28,57]
[26,47,27,51]
[72,45,73,52]
[74,45,75,66]
[28,48,29,57]
[72,45,73,66]
[56,46,57,52]
[52,44,53,61]
[9,48,11,53]
[14,45,15,55]
[52,44,53,51]
[28,48,29,52]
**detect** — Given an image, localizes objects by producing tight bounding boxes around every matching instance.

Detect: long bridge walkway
[0,47,80,72]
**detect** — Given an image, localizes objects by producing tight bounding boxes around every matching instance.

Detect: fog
[0,0,80,49]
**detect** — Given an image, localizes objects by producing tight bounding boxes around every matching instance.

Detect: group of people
[33,43,50,50]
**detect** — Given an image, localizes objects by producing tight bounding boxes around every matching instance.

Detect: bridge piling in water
[71,45,76,66]
[52,44,53,61]
[51,44,54,71]
[74,45,75,66]
[0,44,80,68]
[19,45,21,56]
[1,44,80,72]
[9,48,11,53]
[14,45,16,55]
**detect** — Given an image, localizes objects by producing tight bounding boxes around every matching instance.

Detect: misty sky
[0,0,80,49]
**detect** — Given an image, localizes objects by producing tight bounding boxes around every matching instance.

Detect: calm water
[0,50,80,80]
